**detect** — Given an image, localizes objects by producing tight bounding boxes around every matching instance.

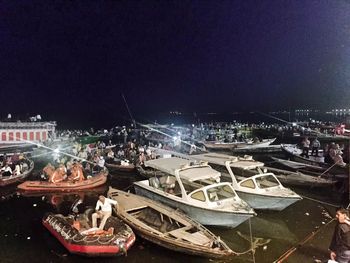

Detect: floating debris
[305,212,310,216]
[33,204,37,207]
[27,236,31,240]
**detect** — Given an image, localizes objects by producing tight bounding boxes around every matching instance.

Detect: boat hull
[134,184,253,227]
[235,191,301,211]
[17,171,108,192]
[107,188,234,259]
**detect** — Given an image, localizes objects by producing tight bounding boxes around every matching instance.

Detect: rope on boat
[273,218,335,262]
[227,219,257,257]
[299,194,341,208]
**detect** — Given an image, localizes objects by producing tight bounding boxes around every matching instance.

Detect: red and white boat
[43,211,136,257]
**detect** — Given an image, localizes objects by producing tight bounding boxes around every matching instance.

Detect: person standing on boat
[92,195,118,230]
[311,137,320,157]
[301,137,310,158]
[329,207,350,263]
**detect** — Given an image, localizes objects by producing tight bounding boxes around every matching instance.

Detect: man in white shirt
[92,195,118,230]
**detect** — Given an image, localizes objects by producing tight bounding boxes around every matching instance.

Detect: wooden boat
[203,138,276,150]
[42,210,136,257]
[231,144,282,154]
[281,144,349,175]
[17,169,108,192]
[107,187,234,259]
[105,160,135,173]
[0,159,34,187]
[134,157,255,227]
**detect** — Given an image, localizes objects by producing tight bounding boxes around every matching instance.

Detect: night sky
[1,1,350,128]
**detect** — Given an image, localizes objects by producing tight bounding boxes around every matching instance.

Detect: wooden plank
[168,228,211,246]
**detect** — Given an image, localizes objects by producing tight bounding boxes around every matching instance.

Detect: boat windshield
[255,174,280,189]
[206,184,236,202]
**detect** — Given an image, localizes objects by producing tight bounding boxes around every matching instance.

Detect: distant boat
[133,157,255,227]
[107,187,235,258]
[202,138,276,150]
[42,210,136,257]
[281,144,348,176]
[17,169,108,192]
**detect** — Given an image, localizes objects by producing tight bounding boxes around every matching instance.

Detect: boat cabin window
[190,190,206,202]
[240,179,256,189]
[255,175,280,189]
[206,185,235,202]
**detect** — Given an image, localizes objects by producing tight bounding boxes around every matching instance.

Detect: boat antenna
[121,93,136,128]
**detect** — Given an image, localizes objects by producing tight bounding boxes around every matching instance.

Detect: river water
[0,157,344,263]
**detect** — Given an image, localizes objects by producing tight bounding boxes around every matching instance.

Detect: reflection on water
[0,168,337,263]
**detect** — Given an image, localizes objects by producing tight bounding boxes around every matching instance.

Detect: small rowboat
[0,159,34,187]
[17,169,108,192]
[42,210,135,257]
[107,187,234,259]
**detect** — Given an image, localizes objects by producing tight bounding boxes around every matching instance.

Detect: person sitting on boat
[49,164,67,183]
[92,195,118,230]
[13,164,21,176]
[0,164,12,177]
[311,137,320,157]
[68,163,84,182]
[11,153,20,165]
[117,147,125,159]
[106,149,114,160]
[301,137,310,158]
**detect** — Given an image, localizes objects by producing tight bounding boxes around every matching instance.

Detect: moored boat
[17,169,108,192]
[107,187,234,259]
[134,157,255,227]
[105,160,135,173]
[202,138,276,150]
[42,210,135,257]
[150,148,337,188]
[181,153,302,211]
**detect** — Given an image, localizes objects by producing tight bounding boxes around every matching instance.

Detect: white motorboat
[133,157,255,227]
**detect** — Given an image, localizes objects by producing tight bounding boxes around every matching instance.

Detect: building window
[15,132,21,141]
[8,132,14,141]
[1,132,6,141]
[22,132,27,140]
[36,131,41,141]
[29,132,34,141]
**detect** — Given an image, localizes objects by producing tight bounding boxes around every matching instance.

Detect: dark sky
[1,1,350,128]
